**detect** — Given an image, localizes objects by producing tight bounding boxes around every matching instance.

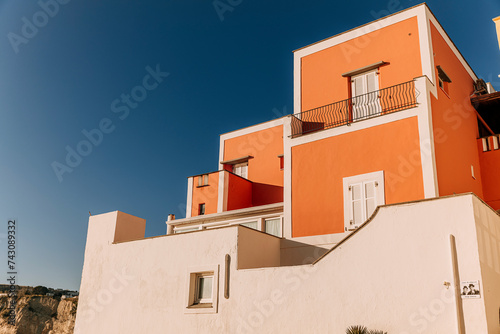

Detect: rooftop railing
[291,80,418,137]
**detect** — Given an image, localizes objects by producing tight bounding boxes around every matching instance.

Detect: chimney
[494,16,500,51]
[166,214,175,235]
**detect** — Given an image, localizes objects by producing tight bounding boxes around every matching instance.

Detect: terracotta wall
[223,125,284,187]
[291,117,424,237]
[191,172,219,217]
[429,22,483,198]
[301,17,422,112]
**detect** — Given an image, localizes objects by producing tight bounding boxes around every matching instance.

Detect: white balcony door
[351,70,381,120]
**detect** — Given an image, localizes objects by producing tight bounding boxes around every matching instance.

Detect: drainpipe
[450,234,466,334]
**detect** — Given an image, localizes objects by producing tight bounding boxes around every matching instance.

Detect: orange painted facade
[301,17,422,112]
[292,117,425,237]
[223,125,284,187]
[428,22,484,198]
[180,4,500,240]
[188,124,284,218]
[190,172,219,217]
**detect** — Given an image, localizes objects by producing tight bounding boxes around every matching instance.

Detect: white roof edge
[167,202,284,226]
[220,117,285,139]
[293,3,428,55]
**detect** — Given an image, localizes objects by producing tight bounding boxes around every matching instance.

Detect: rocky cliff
[0,296,76,334]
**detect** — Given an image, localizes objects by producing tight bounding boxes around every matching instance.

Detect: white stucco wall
[473,198,500,333]
[75,194,500,334]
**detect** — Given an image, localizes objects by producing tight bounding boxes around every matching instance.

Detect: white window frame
[240,221,258,230]
[343,171,385,231]
[194,273,214,304]
[264,217,282,237]
[185,264,219,314]
[233,162,248,179]
[173,214,284,235]
[174,226,201,234]
[239,216,283,238]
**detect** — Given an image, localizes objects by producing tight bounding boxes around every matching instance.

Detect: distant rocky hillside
[0,296,76,334]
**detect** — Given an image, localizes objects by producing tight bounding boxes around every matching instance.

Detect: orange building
[76,5,500,333]
[169,4,499,242]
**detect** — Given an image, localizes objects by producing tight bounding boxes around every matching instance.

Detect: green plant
[32,286,48,296]
[346,325,368,334]
[346,326,387,334]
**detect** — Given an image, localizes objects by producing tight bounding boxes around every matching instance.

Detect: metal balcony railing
[291,80,418,137]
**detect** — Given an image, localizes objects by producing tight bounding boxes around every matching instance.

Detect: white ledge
[167,202,284,226]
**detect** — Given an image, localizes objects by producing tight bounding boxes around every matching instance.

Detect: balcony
[471,90,500,136]
[291,80,418,137]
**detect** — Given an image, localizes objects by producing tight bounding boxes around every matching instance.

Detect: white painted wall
[75,194,500,334]
[473,198,500,333]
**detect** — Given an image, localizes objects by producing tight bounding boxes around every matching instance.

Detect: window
[186,265,219,314]
[233,162,248,179]
[438,77,449,95]
[437,65,451,96]
[174,227,200,234]
[265,218,281,237]
[240,221,258,230]
[194,273,213,304]
[351,69,381,119]
[343,171,385,231]
[349,181,376,227]
[278,155,284,170]
[198,174,209,187]
[198,203,205,215]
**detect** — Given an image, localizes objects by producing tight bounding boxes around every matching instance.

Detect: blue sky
[0,0,498,291]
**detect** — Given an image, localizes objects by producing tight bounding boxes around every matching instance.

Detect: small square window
[194,273,213,304]
[437,66,451,96]
[186,265,219,314]
[199,203,205,215]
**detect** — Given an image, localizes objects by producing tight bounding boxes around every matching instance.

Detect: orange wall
[292,117,424,237]
[191,172,219,217]
[223,125,284,187]
[429,22,483,198]
[478,140,500,210]
[227,173,253,211]
[301,17,422,112]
